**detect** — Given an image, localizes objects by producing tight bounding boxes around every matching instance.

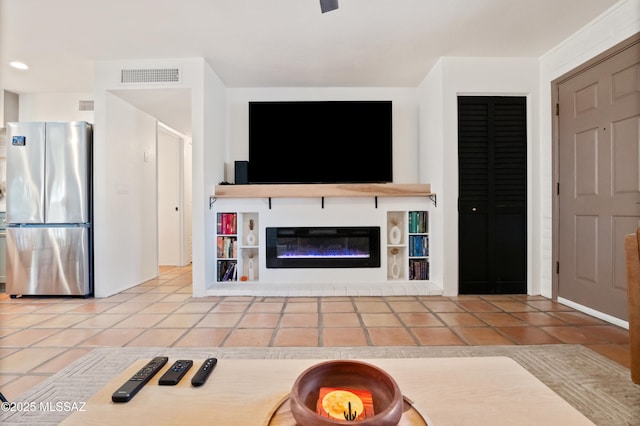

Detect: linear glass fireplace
[266,227,380,268]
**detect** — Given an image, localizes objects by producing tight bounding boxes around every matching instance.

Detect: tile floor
[0,265,632,401]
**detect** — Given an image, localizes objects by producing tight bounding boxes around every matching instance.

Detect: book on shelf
[408,211,429,234]
[217,260,237,282]
[409,258,429,280]
[408,235,429,257]
[216,236,238,258]
[216,212,237,235]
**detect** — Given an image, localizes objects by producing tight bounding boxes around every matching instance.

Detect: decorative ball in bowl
[289,360,403,425]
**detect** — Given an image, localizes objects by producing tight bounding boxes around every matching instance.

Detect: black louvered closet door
[458,96,527,294]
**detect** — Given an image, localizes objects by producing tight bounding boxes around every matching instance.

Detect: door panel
[6,226,90,296]
[158,127,181,266]
[557,40,640,320]
[6,122,46,224]
[458,96,527,294]
[45,122,91,224]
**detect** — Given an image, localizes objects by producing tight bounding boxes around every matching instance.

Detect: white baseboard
[557,297,629,329]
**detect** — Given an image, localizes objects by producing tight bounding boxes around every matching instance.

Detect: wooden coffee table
[61,357,594,425]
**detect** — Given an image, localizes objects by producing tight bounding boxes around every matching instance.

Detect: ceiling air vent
[78,100,94,111]
[120,68,180,84]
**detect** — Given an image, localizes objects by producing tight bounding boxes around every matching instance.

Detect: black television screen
[248,101,392,184]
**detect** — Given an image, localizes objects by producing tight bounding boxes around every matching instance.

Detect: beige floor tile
[105,302,154,314]
[125,329,187,347]
[354,301,391,313]
[320,301,356,313]
[211,301,252,312]
[174,328,230,347]
[420,300,465,313]
[236,313,280,328]
[111,314,167,328]
[322,327,368,346]
[138,302,183,314]
[0,347,67,373]
[32,314,95,328]
[33,328,101,347]
[160,293,193,303]
[436,312,485,327]
[411,327,466,345]
[72,314,131,328]
[474,312,528,327]
[549,311,607,325]
[367,327,417,346]
[81,328,146,346]
[279,313,318,328]
[539,325,606,344]
[387,300,426,312]
[273,328,319,347]
[456,300,502,313]
[511,311,568,326]
[247,302,284,313]
[496,326,562,345]
[126,292,171,303]
[489,300,539,312]
[196,313,243,328]
[155,313,205,328]
[397,312,444,327]
[0,329,52,347]
[173,303,214,314]
[285,302,318,314]
[31,303,81,314]
[68,302,120,314]
[322,312,362,327]
[453,327,516,345]
[2,314,58,328]
[223,328,274,347]
[360,313,402,327]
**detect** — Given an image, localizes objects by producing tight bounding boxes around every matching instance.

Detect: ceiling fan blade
[320,0,339,13]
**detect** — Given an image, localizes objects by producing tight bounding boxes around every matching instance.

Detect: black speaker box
[234,161,249,184]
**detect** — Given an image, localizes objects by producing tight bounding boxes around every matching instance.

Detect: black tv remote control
[158,360,193,385]
[112,356,168,402]
[191,358,218,387]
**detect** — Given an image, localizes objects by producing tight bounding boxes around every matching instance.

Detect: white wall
[226,88,419,184]
[92,93,158,297]
[93,58,226,297]
[194,60,227,296]
[417,57,540,296]
[18,92,94,123]
[416,61,444,293]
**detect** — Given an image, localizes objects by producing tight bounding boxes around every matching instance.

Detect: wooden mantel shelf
[213,183,432,199]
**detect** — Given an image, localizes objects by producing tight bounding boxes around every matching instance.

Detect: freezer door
[46,122,92,224]
[6,122,46,224]
[6,226,92,296]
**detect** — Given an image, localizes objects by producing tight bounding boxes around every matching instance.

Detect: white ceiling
[0,0,621,135]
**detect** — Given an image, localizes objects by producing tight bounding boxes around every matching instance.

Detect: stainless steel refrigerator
[6,122,93,297]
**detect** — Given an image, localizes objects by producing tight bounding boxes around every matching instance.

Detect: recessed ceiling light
[10,61,29,70]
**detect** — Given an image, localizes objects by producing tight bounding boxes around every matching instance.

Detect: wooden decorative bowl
[289,360,403,426]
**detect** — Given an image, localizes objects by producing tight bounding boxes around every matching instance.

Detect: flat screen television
[248,101,392,184]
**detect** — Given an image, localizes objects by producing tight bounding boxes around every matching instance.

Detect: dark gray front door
[458,96,527,294]
[557,39,640,320]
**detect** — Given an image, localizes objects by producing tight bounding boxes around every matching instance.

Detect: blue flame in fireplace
[276,241,370,259]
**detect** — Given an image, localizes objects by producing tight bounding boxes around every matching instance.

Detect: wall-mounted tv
[248,101,392,184]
